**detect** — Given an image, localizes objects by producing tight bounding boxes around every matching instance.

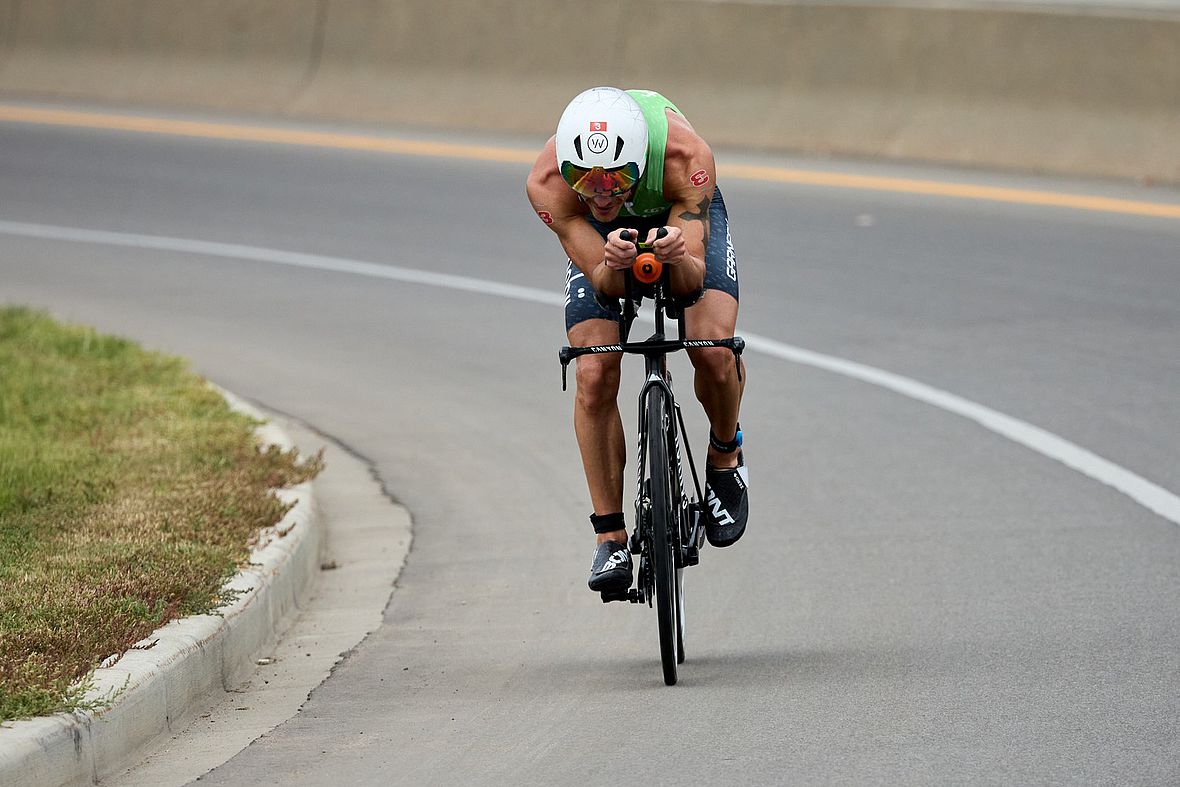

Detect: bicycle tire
[646,388,679,685]
[677,578,686,664]
[675,513,686,664]
[668,414,687,665]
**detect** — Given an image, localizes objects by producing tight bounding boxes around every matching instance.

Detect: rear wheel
[646,390,679,686]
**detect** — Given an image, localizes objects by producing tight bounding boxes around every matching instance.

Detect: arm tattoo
[677,194,711,245]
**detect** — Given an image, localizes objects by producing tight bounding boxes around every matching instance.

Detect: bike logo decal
[690,169,710,187]
[537,210,553,225]
[590,121,608,132]
[587,133,609,155]
[673,436,688,514]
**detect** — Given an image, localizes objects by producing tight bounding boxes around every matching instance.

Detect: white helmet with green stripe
[556,87,648,198]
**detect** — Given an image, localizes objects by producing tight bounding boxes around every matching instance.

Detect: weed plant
[0,306,322,722]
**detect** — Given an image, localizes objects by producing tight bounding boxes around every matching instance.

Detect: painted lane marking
[741,337,1180,526]
[0,105,536,164]
[3,104,1180,220]
[721,164,1180,220]
[0,219,559,306]
[2,217,1178,528]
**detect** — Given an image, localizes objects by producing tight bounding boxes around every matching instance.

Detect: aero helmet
[556,87,648,198]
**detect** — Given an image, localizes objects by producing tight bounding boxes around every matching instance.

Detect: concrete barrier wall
[1,0,1178,183]
[0,0,323,110]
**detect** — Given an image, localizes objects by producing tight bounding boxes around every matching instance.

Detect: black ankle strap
[709,424,742,454]
[590,512,626,534]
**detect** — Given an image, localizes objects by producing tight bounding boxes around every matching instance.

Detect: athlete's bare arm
[652,111,714,295]
[526,137,633,297]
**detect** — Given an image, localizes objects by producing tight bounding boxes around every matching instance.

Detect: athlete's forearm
[668,254,705,296]
[591,261,627,298]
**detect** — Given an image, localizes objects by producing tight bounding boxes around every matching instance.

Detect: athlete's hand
[603,228,640,270]
[648,226,686,266]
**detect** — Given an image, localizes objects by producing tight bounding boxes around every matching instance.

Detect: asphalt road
[2,105,1179,785]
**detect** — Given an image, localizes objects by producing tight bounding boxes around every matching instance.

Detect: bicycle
[559,229,744,685]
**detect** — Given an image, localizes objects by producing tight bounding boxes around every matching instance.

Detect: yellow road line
[721,164,1180,220]
[0,105,535,164]
[3,104,1179,220]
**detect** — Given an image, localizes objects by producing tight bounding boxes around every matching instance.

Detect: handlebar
[558,335,745,391]
[619,227,669,247]
[620,228,668,285]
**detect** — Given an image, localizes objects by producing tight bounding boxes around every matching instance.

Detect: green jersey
[622,90,685,219]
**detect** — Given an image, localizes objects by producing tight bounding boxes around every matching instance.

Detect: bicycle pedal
[600,588,643,604]
[600,589,628,603]
[684,545,700,567]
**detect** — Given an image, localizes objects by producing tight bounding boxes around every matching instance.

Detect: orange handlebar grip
[633,252,662,284]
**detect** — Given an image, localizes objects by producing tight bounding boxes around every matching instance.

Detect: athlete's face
[584,192,628,221]
[561,161,637,222]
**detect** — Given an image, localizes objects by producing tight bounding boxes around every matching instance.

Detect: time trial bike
[559,229,744,685]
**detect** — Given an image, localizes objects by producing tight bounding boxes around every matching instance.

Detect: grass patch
[0,306,322,722]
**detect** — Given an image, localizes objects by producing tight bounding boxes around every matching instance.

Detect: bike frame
[632,290,704,575]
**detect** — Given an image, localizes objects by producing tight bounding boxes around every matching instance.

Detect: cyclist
[526,86,749,593]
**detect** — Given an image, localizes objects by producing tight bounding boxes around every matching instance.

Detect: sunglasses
[560,161,640,199]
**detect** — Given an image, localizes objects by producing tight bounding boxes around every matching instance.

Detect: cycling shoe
[704,451,749,548]
[587,539,633,592]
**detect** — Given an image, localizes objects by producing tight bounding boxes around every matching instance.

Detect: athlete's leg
[564,258,630,549]
[684,187,744,468]
[685,290,750,546]
[568,317,627,545]
[679,188,749,546]
[685,290,746,469]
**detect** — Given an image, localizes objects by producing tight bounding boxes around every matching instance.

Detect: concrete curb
[0,388,322,787]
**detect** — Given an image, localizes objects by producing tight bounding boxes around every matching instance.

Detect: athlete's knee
[688,345,739,389]
[575,358,621,412]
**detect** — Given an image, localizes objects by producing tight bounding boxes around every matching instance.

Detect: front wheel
[646,390,679,686]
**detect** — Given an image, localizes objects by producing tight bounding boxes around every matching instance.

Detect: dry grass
[0,306,322,721]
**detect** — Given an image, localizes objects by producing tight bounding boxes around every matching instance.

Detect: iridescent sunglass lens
[561,162,639,198]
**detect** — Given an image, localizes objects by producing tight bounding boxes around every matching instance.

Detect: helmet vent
[573,135,583,160]
[613,136,624,163]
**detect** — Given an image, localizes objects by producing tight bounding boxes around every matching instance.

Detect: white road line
[742,337,1180,525]
[3,218,1178,527]
[0,220,562,307]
